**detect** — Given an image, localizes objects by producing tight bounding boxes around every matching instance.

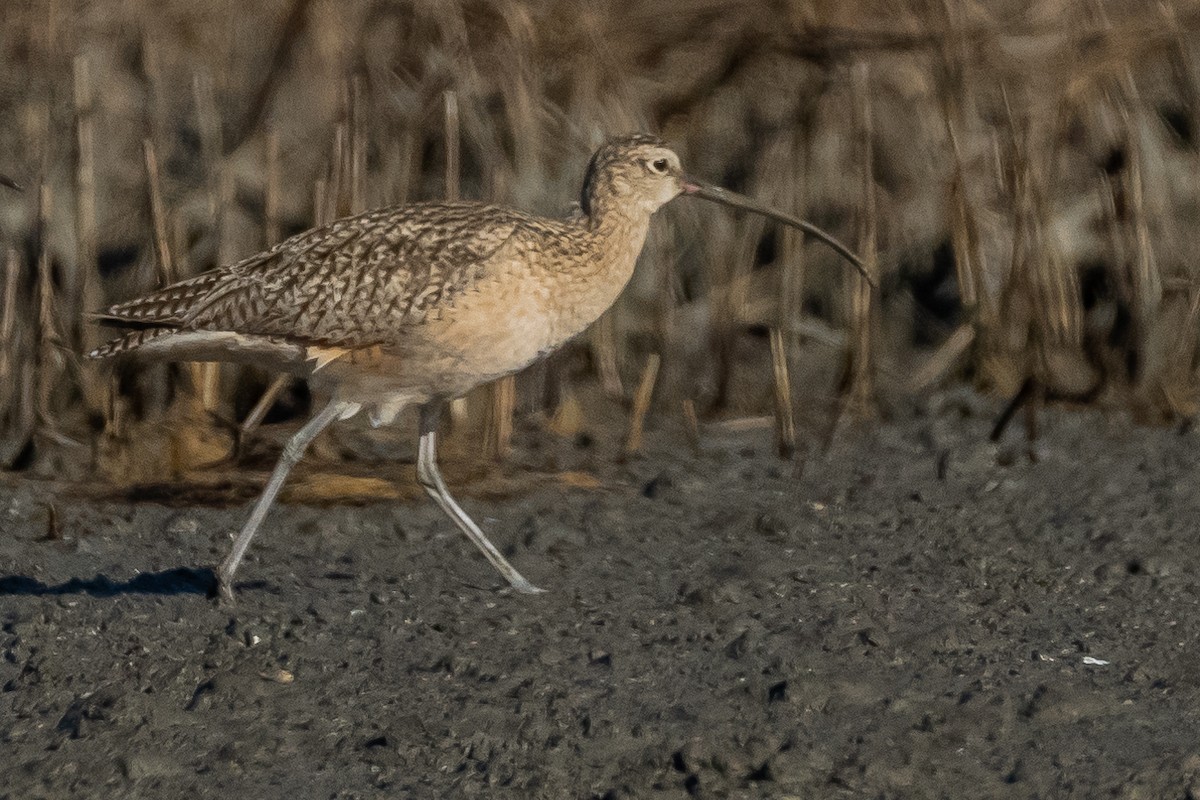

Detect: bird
[89,133,867,603]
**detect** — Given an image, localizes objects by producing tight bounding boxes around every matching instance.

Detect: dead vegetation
[2,0,1200,485]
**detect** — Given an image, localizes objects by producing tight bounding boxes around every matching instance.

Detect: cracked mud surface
[3,393,1200,798]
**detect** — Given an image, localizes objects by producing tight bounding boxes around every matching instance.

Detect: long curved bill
[681,179,875,288]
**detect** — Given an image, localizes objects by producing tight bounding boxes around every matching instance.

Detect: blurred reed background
[2,0,1200,486]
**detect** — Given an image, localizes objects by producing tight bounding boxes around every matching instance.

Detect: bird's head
[576,133,875,286]
[579,134,685,222]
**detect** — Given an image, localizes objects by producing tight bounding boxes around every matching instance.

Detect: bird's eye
[648,157,669,174]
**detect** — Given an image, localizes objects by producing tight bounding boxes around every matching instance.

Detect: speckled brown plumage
[96,203,532,347]
[94,134,672,356]
[89,133,690,599]
[91,135,687,417]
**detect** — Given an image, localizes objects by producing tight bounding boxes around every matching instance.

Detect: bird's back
[92,201,546,355]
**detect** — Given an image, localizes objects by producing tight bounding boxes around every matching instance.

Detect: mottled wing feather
[98,268,244,326]
[87,328,177,358]
[100,202,527,348]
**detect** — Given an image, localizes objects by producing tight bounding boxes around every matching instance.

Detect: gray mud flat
[3,395,1200,799]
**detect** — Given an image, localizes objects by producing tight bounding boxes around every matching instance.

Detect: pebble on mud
[258,668,295,684]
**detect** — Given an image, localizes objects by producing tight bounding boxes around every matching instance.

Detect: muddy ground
[2,390,1200,799]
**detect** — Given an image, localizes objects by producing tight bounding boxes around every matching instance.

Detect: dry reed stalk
[474,105,522,461]
[946,154,982,312]
[503,60,542,208]
[1165,25,1200,406]
[709,209,767,412]
[681,398,700,454]
[485,375,516,460]
[264,130,281,246]
[938,31,985,321]
[194,167,236,419]
[443,90,471,429]
[1117,76,1163,361]
[72,54,107,431]
[936,0,981,303]
[313,177,329,227]
[763,129,808,457]
[350,75,367,215]
[709,416,772,433]
[140,33,169,157]
[0,247,35,466]
[388,130,417,207]
[443,90,460,201]
[998,110,1038,390]
[143,139,176,286]
[231,0,313,149]
[72,55,97,346]
[1035,102,1084,351]
[241,131,290,439]
[141,137,182,417]
[996,110,1046,419]
[935,3,1004,392]
[649,215,679,351]
[769,328,797,459]
[145,136,224,470]
[1174,287,1200,414]
[490,74,537,456]
[193,71,226,411]
[991,83,1082,444]
[34,182,66,432]
[624,353,660,456]
[327,122,348,222]
[593,312,624,399]
[0,375,36,468]
[170,212,195,431]
[0,248,22,414]
[192,72,222,221]
[105,370,125,442]
[171,210,191,277]
[778,128,809,346]
[240,377,288,435]
[846,62,878,417]
[909,324,977,392]
[1022,143,1081,352]
[1167,1,1200,144]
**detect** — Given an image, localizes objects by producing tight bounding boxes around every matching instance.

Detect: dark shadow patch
[0,567,218,597]
[96,244,140,277]
[747,761,773,782]
[57,687,123,738]
[1159,105,1193,147]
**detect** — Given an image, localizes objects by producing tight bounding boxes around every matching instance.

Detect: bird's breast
[317,220,648,405]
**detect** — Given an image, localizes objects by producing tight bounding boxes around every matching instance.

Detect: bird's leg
[217,398,357,603]
[416,402,545,594]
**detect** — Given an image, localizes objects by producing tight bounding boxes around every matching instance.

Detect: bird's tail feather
[87,328,177,359]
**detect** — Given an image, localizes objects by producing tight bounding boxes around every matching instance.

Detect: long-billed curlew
[89,133,867,602]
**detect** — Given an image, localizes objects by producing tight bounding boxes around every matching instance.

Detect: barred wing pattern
[100,202,528,348]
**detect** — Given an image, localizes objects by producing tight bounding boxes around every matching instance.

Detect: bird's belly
[312,265,625,416]
[424,292,565,384]
[312,296,564,406]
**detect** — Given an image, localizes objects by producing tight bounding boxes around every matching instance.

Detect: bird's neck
[530,205,651,344]
[580,205,652,279]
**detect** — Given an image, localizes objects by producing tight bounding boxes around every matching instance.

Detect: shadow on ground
[0,567,217,597]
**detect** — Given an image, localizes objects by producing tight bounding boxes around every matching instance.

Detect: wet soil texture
[3,393,1200,799]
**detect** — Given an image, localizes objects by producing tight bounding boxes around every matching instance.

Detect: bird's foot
[214,571,237,607]
[508,574,547,595]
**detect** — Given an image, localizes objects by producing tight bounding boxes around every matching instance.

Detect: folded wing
[95,202,527,352]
